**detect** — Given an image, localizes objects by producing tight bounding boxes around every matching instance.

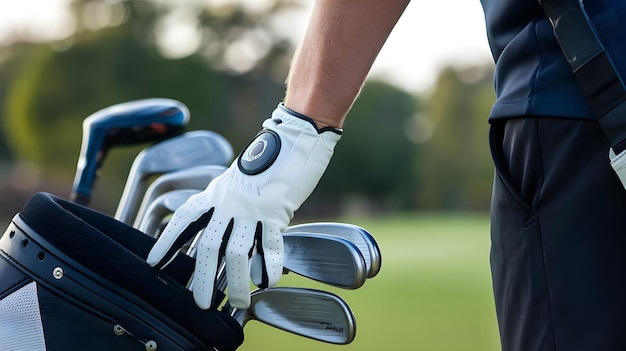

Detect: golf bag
[0,192,243,351]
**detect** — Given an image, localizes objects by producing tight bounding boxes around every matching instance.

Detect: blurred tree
[414,64,495,210]
[300,80,419,217]
[1,0,297,211]
[4,26,219,190]
[0,44,32,165]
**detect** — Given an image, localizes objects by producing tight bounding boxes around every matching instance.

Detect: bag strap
[540,0,626,153]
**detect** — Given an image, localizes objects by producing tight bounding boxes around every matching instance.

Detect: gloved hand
[147,103,342,309]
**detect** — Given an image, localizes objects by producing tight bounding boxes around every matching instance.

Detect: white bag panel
[0,281,46,351]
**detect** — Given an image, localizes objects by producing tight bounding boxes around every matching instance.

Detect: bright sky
[0,0,493,93]
[372,1,493,92]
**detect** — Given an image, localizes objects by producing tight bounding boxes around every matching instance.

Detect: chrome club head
[284,222,381,278]
[282,232,367,289]
[133,165,226,228]
[114,130,233,224]
[136,189,201,237]
[229,287,356,345]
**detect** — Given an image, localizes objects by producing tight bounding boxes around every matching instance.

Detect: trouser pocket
[489,118,544,217]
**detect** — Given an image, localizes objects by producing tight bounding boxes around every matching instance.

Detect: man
[148,1,626,350]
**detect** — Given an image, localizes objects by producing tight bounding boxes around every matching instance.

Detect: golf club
[281,232,368,289]
[284,222,382,278]
[138,186,369,291]
[133,165,226,228]
[228,287,357,345]
[71,98,190,205]
[137,189,201,236]
[203,231,367,294]
[114,130,233,224]
[138,186,370,291]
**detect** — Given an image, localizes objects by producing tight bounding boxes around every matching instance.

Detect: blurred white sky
[0,0,493,93]
[373,1,493,92]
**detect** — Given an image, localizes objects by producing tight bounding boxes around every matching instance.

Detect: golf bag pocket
[0,192,243,351]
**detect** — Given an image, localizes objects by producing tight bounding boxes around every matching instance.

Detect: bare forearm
[284,0,410,128]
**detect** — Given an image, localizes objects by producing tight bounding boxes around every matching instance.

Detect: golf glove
[147,103,342,309]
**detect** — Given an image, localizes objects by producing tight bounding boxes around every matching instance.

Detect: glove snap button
[238,130,281,175]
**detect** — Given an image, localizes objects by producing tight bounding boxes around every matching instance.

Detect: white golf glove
[147,103,342,309]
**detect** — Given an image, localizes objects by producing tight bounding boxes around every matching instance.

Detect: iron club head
[137,189,201,236]
[133,165,226,228]
[114,130,233,224]
[281,232,367,290]
[284,222,381,278]
[229,287,356,345]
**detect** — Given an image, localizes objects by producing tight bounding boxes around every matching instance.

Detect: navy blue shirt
[480,0,621,121]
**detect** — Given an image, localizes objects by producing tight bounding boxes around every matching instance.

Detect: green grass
[239,213,501,351]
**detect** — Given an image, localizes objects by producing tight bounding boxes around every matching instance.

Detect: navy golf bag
[0,192,243,351]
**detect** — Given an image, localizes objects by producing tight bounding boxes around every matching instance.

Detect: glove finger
[192,214,234,309]
[224,219,258,309]
[249,249,263,286]
[146,194,214,268]
[256,222,283,289]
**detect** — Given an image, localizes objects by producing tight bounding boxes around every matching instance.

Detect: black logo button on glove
[238,130,281,175]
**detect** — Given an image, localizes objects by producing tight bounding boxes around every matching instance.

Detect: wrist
[277,103,343,134]
[282,101,345,130]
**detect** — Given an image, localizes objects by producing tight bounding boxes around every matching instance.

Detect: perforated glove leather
[147,103,341,309]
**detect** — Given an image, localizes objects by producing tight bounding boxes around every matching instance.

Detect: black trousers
[490,117,626,350]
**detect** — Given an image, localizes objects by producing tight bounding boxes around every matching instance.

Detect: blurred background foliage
[0,0,495,221]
